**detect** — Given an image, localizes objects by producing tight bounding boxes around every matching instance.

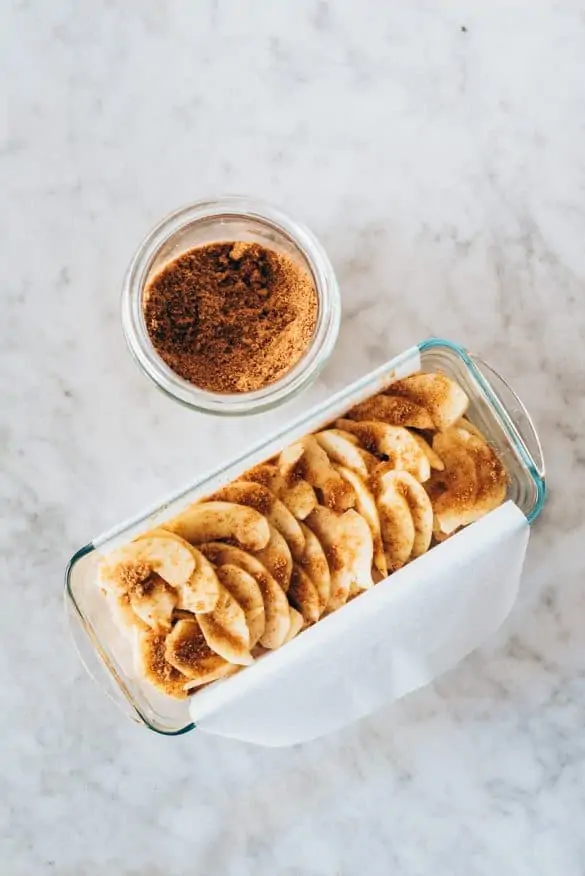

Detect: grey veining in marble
[2,1,585,874]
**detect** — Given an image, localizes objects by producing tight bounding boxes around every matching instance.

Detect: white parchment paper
[190,501,530,746]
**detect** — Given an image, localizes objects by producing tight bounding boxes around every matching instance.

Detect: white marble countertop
[2,1,585,873]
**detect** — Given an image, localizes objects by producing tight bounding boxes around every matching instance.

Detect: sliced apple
[197,584,253,666]
[279,478,319,520]
[298,522,331,611]
[165,618,236,687]
[411,432,444,471]
[387,372,469,430]
[107,592,149,639]
[211,480,305,560]
[100,534,196,594]
[254,524,293,592]
[348,393,435,430]
[199,543,290,650]
[163,501,270,552]
[283,606,305,644]
[375,469,433,558]
[426,430,479,534]
[128,572,177,633]
[288,566,321,624]
[306,507,374,611]
[176,550,221,614]
[429,427,507,535]
[456,417,488,441]
[135,630,189,699]
[278,435,355,512]
[336,420,431,482]
[243,462,318,520]
[335,464,387,578]
[471,436,508,516]
[279,441,305,478]
[314,429,371,479]
[267,500,306,560]
[216,564,265,647]
[135,530,221,614]
[370,468,416,571]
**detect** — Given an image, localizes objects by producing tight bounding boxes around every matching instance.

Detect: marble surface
[2,1,585,873]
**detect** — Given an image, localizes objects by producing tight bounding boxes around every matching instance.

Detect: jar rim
[121,196,341,415]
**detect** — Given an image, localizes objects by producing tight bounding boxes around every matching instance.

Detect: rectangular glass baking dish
[65,338,546,735]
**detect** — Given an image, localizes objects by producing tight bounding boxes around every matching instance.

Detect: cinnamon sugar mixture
[143,241,318,393]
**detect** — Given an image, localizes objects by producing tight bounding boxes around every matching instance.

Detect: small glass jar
[121,196,341,415]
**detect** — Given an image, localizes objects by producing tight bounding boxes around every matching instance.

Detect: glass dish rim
[65,336,547,736]
[120,195,341,416]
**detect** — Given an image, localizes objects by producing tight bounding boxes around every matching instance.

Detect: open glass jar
[121,197,341,415]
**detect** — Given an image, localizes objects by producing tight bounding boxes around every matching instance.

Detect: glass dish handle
[64,592,142,725]
[469,354,546,481]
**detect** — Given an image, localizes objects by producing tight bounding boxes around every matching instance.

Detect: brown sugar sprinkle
[240,465,273,490]
[115,561,152,591]
[211,483,273,516]
[389,375,452,409]
[144,633,188,697]
[325,543,344,573]
[132,572,169,599]
[347,423,378,455]
[468,441,508,500]
[172,622,216,665]
[143,241,318,393]
[347,395,434,429]
[319,481,354,511]
[267,556,289,589]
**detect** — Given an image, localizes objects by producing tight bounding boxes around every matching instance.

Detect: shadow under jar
[121,197,341,415]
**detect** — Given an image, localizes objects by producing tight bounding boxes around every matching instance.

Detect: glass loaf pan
[65,338,546,735]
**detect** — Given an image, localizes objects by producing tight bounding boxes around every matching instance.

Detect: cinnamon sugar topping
[143,241,318,394]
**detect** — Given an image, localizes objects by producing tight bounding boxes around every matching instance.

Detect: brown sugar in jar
[143,242,319,394]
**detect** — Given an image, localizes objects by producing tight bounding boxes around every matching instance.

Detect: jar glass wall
[121,197,341,415]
